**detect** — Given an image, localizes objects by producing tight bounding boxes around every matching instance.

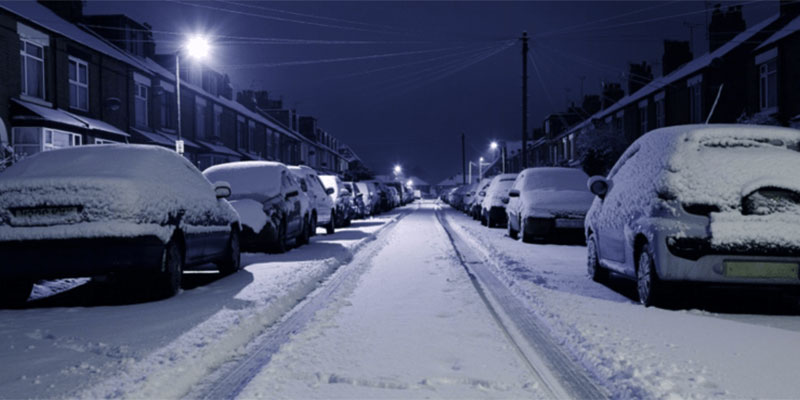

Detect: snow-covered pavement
[443,205,800,399]
[238,204,544,399]
[0,211,404,399]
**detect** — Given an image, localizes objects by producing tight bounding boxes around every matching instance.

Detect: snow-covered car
[480,173,518,228]
[204,161,310,253]
[460,183,477,213]
[344,181,367,219]
[585,125,800,307]
[320,175,354,227]
[471,178,493,220]
[289,165,336,235]
[0,145,241,306]
[506,168,591,242]
[356,182,376,216]
[366,180,391,213]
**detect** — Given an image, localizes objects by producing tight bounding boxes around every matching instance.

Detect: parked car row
[443,124,800,308]
[0,144,413,307]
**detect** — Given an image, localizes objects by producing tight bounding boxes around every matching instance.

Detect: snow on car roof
[203,161,284,200]
[0,144,193,180]
[521,168,589,191]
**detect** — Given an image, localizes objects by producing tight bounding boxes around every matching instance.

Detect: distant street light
[406,179,413,187]
[175,34,212,155]
[394,165,402,174]
[490,141,505,173]
[490,141,498,150]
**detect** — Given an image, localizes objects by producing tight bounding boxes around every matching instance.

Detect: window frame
[134,82,150,128]
[20,38,46,99]
[68,56,89,111]
[758,58,778,112]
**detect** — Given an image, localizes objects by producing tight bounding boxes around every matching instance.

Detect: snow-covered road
[237,203,547,399]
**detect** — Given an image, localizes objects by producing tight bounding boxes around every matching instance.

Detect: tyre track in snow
[434,205,608,400]
[186,206,415,400]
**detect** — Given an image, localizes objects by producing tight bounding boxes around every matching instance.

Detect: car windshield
[203,162,282,199]
[523,169,588,191]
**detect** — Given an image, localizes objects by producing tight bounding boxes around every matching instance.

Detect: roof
[757,14,800,50]
[196,139,242,157]
[1,2,149,72]
[13,98,128,138]
[62,110,129,138]
[599,14,779,118]
[130,128,173,147]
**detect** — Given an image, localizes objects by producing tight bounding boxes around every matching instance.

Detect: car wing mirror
[508,189,520,198]
[325,187,335,195]
[285,190,299,200]
[214,181,232,199]
[588,176,612,199]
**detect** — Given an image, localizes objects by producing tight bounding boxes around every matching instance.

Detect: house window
[213,105,222,138]
[20,39,45,99]
[638,100,648,135]
[68,56,89,111]
[14,128,82,156]
[688,75,703,123]
[93,138,117,144]
[195,96,207,139]
[134,78,150,128]
[159,81,175,130]
[759,59,777,111]
[654,94,665,128]
[237,116,247,150]
[248,121,255,154]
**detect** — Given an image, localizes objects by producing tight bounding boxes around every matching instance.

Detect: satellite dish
[104,97,122,111]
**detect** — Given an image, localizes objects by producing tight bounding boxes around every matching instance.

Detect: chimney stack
[662,40,693,76]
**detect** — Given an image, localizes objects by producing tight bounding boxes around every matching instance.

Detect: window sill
[20,94,52,108]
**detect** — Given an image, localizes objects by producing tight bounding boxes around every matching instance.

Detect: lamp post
[175,35,211,155]
[490,141,505,173]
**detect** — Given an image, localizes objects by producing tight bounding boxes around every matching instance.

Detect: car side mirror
[214,181,232,199]
[480,191,486,196]
[325,187,335,195]
[588,176,612,199]
[508,189,520,198]
[286,190,299,200]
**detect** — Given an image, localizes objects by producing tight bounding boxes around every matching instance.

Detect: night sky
[85,1,777,183]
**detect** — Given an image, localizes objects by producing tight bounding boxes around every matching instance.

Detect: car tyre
[637,242,667,307]
[310,212,318,237]
[520,218,534,243]
[217,227,241,276]
[152,239,183,299]
[273,219,289,253]
[298,215,311,246]
[587,233,608,283]
[326,210,336,234]
[0,279,33,308]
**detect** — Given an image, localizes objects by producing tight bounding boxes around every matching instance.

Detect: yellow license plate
[724,261,799,279]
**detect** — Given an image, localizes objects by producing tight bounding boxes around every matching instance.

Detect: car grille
[667,236,800,261]
[8,205,84,227]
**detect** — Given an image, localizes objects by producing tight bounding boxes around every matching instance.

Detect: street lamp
[490,141,505,173]
[175,34,211,155]
[394,164,402,175]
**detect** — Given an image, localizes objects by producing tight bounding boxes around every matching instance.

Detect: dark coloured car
[204,161,310,253]
[0,145,241,306]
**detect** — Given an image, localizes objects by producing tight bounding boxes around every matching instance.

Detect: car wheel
[0,279,33,308]
[637,242,667,307]
[344,218,352,227]
[521,218,537,244]
[310,212,318,236]
[273,219,289,253]
[298,215,311,246]
[152,239,183,299]
[587,233,608,282]
[326,210,336,234]
[217,227,241,276]
[508,216,519,240]
[481,212,488,226]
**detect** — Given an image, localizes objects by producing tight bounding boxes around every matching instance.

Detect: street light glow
[479,157,484,162]
[407,179,413,186]
[490,141,498,150]
[185,35,211,60]
[394,165,402,174]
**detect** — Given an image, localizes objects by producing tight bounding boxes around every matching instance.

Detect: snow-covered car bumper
[655,233,800,285]
[523,215,585,238]
[240,221,279,251]
[486,206,508,225]
[0,235,166,280]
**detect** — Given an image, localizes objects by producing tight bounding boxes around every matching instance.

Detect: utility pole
[461,132,466,185]
[521,31,529,169]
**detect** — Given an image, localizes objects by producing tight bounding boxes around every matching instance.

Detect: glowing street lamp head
[406,179,413,186]
[490,141,498,150]
[394,165,402,174]
[185,35,211,60]
[479,157,484,162]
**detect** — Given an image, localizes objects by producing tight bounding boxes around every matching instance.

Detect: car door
[596,146,641,264]
[282,171,303,236]
[507,173,524,230]
[311,175,332,222]
[181,163,230,262]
